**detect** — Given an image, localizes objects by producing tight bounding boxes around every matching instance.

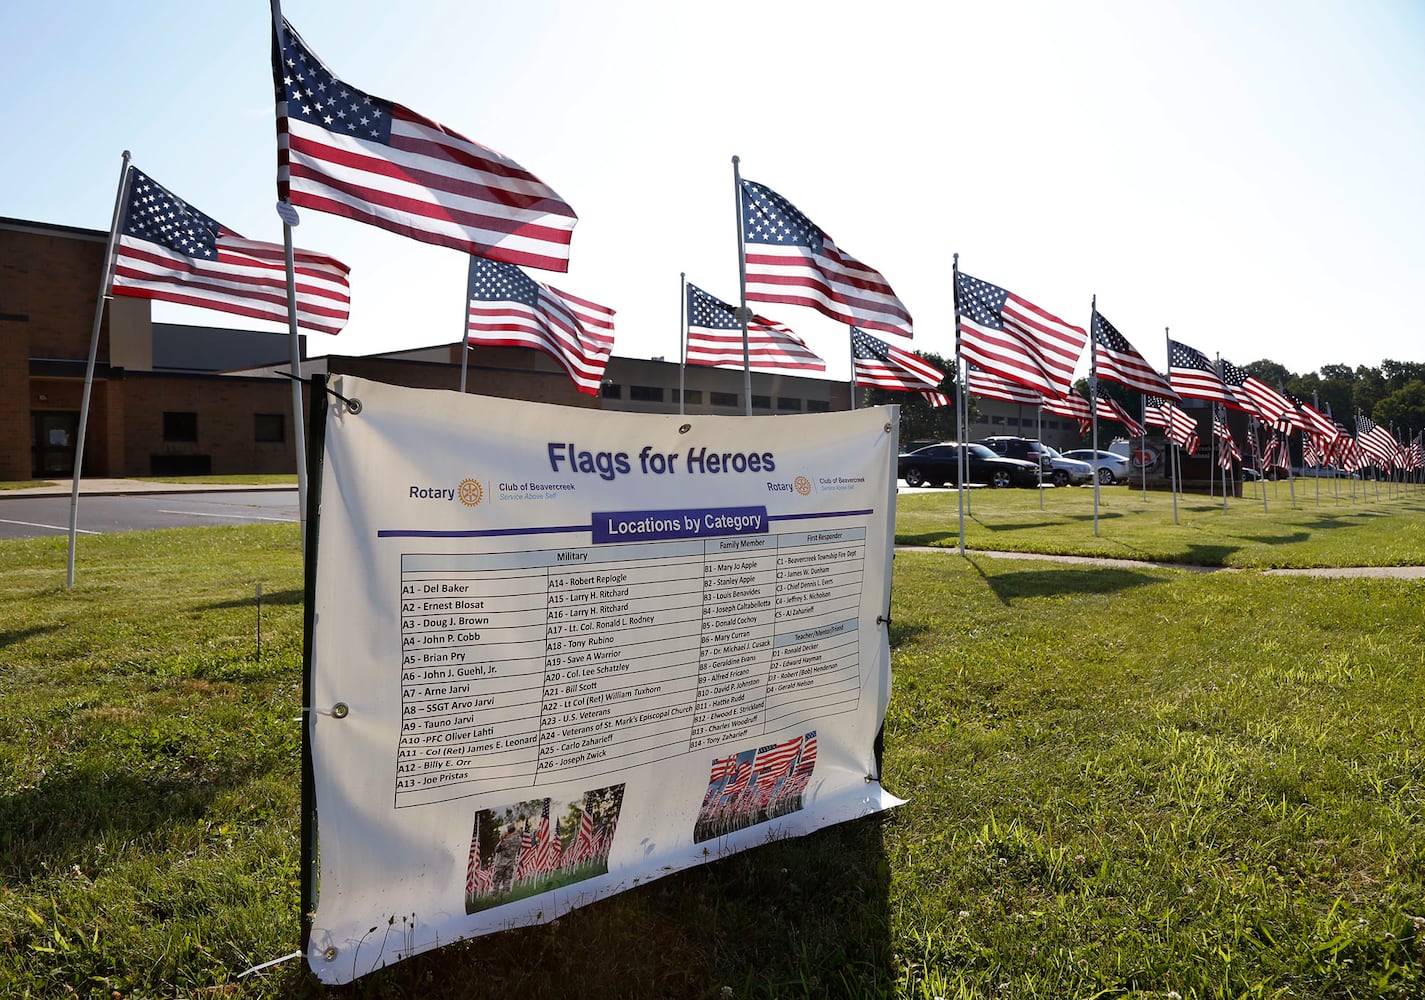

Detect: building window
[254,413,285,443]
[710,391,738,408]
[807,399,830,413]
[776,397,801,411]
[1007,417,1020,427]
[991,415,1005,425]
[751,395,771,410]
[163,411,198,442]
[629,385,664,402]
[681,389,704,405]
[601,382,622,399]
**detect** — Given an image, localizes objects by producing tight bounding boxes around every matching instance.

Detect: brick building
[1,217,852,482]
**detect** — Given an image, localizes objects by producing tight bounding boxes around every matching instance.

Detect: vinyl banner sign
[304,376,902,983]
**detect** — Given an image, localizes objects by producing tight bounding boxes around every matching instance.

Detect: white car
[1061,448,1131,485]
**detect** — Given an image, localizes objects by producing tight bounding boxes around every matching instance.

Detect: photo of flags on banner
[110,166,351,334]
[272,16,578,271]
[694,733,819,843]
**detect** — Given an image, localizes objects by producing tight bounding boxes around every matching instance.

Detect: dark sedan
[897,442,1042,489]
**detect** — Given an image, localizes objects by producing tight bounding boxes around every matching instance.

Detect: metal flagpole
[67,150,133,589]
[1285,426,1297,507]
[279,208,308,552]
[1171,440,1180,524]
[679,272,686,416]
[848,327,857,410]
[1089,296,1099,536]
[731,156,753,417]
[1254,418,1268,513]
[1140,396,1149,499]
[459,257,474,393]
[953,254,966,555]
[272,0,308,553]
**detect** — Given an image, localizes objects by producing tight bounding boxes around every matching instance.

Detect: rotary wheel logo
[458,478,484,506]
[793,475,812,496]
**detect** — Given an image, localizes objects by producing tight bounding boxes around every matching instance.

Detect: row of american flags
[103,6,1419,467]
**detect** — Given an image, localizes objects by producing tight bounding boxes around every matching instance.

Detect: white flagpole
[1140,396,1149,499]
[67,150,132,589]
[731,155,752,416]
[1089,296,1099,536]
[847,327,857,410]
[952,253,966,554]
[272,1,307,552]
[678,272,686,416]
[460,257,474,393]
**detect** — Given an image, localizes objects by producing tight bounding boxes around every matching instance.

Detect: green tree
[1381,359,1425,390]
[1373,380,1425,437]
[1353,365,1387,419]
[861,351,972,446]
[1245,359,1294,386]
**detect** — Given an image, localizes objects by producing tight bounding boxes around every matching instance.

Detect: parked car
[975,436,1092,487]
[898,442,1041,489]
[1061,448,1132,485]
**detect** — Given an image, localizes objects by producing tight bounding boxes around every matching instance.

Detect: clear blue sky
[5,1,1422,382]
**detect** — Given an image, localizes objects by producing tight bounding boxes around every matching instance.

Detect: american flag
[1213,410,1241,468]
[753,735,805,783]
[1302,434,1323,468]
[1355,413,1401,467]
[1041,390,1093,435]
[1168,339,1234,405]
[967,364,1044,405]
[1145,396,1197,448]
[528,799,554,876]
[465,815,490,897]
[684,283,825,372]
[1220,360,1295,422]
[739,179,912,338]
[514,828,536,881]
[466,257,614,395]
[1094,387,1146,438]
[110,167,350,334]
[793,732,817,774]
[273,18,577,271]
[955,271,1086,398]
[851,328,945,393]
[569,809,596,866]
[1090,311,1175,398]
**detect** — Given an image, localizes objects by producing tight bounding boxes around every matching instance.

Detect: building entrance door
[31,412,80,477]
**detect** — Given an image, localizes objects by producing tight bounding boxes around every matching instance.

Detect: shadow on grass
[888,619,927,650]
[199,588,305,610]
[279,814,894,998]
[0,624,61,650]
[968,563,1167,604]
[0,767,239,882]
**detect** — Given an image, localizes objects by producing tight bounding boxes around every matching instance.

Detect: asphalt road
[0,491,300,541]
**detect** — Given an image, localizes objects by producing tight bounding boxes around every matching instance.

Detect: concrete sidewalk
[898,544,1425,579]
[0,479,298,498]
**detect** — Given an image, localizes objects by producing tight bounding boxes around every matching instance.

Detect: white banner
[304,376,902,983]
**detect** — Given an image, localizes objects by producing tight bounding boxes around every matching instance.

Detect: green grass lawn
[897,482,1425,568]
[1,497,1422,998]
